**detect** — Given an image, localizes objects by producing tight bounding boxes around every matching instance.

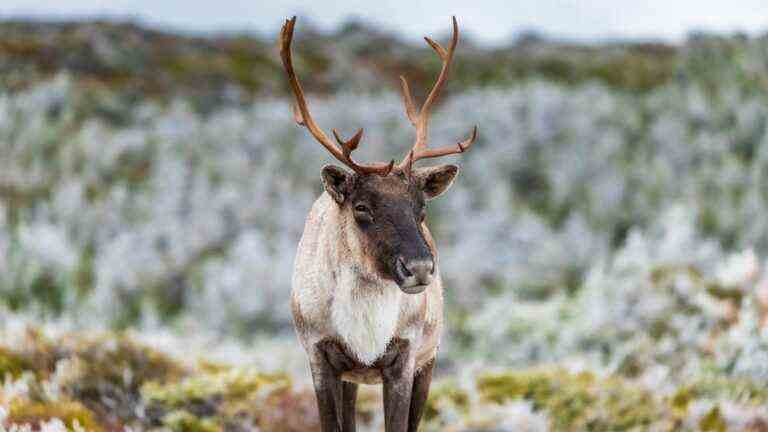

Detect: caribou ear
[414,164,459,199]
[321,165,352,204]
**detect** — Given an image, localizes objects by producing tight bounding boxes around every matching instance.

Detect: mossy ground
[2,331,767,431]
[5,401,100,431]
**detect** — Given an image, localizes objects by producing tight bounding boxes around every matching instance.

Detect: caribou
[281,16,477,432]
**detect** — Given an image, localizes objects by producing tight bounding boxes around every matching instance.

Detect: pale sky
[1,0,765,44]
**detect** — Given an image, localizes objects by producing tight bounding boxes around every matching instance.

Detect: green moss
[6,400,102,431]
[477,369,667,431]
[141,366,290,428]
[161,410,222,432]
[478,369,591,429]
[699,406,727,432]
[141,366,317,431]
[142,366,289,408]
[683,377,768,404]
[0,347,28,379]
[670,387,693,414]
[0,330,62,379]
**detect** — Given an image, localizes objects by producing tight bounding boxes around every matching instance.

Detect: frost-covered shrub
[456,203,768,394]
[3,68,768,398]
[3,73,768,331]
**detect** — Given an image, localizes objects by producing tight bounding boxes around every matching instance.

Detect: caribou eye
[354,204,373,223]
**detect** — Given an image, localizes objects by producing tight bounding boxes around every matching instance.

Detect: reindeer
[281,16,477,432]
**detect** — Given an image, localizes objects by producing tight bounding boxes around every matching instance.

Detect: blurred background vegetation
[0,20,764,108]
[2,16,768,431]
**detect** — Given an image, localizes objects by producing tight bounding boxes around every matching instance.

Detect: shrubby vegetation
[0,20,765,106]
[2,20,768,430]
[2,329,767,431]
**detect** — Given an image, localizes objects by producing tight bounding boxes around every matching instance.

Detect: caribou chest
[330,266,404,365]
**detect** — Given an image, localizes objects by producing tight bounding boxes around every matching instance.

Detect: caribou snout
[396,256,434,294]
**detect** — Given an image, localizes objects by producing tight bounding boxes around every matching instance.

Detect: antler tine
[397,16,476,169]
[416,16,458,133]
[332,128,363,153]
[280,17,393,176]
[412,125,477,161]
[290,102,305,125]
[399,76,418,126]
[404,149,415,180]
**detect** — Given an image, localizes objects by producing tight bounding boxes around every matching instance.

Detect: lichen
[477,369,669,431]
[699,406,727,432]
[55,334,185,426]
[2,329,768,431]
[0,347,27,379]
[160,410,222,432]
[141,366,317,431]
[141,366,289,409]
[684,377,768,404]
[5,400,101,431]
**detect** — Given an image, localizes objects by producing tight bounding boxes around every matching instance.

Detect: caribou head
[280,16,477,294]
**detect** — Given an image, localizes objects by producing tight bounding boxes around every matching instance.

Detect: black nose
[405,259,433,280]
[396,256,434,292]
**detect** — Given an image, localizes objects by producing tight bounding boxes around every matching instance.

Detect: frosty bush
[2,70,768,379]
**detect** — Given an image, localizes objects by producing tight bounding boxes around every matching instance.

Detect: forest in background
[2,19,768,431]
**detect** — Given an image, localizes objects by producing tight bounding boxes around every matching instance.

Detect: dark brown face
[322,164,459,294]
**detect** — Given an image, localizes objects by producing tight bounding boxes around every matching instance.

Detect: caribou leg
[311,340,359,432]
[408,358,434,432]
[309,348,343,431]
[380,338,415,432]
[311,339,357,432]
[341,381,358,431]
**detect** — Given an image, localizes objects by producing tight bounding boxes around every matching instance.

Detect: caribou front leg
[309,347,342,431]
[379,339,415,432]
[408,358,434,432]
[311,339,358,432]
[341,381,358,431]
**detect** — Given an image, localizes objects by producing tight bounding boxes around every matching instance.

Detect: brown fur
[292,167,456,431]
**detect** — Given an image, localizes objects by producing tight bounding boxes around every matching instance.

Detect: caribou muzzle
[395,256,434,294]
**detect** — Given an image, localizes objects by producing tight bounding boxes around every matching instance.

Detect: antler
[280,17,394,176]
[397,16,478,170]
